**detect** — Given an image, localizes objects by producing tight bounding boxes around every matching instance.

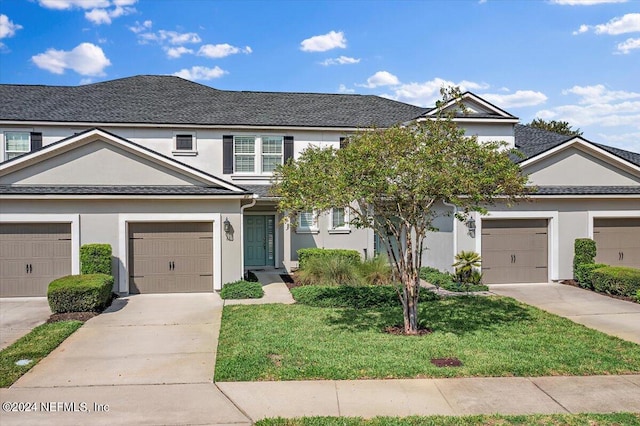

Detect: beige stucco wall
[0,141,204,186]
[0,198,244,292]
[523,147,640,186]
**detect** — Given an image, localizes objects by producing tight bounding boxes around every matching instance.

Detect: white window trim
[3,129,34,161]
[328,207,350,234]
[296,210,319,234]
[172,132,197,156]
[232,135,284,175]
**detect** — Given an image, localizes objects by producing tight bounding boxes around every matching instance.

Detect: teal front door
[244,215,275,267]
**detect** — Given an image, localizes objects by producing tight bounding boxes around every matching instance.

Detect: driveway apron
[489,282,640,344]
[0,297,51,350]
[0,293,250,425]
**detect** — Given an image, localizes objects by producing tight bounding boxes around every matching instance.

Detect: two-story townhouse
[1,75,639,297]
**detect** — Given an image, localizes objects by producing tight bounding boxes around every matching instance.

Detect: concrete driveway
[0,293,250,425]
[0,297,51,350]
[490,282,640,344]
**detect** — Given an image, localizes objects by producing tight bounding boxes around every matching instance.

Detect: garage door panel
[594,218,640,268]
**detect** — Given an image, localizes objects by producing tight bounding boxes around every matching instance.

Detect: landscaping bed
[256,413,640,426]
[214,295,640,381]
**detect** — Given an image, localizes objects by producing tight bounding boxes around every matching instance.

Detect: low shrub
[48,274,113,313]
[297,255,362,286]
[573,238,596,278]
[291,285,438,308]
[419,267,455,289]
[297,248,360,270]
[220,280,264,299]
[80,243,112,275]
[357,255,393,285]
[575,263,608,289]
[637,289,640,302]
[591,266,640,298]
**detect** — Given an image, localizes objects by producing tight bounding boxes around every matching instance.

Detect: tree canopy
[272,89,529,334]
[527,118,583,137]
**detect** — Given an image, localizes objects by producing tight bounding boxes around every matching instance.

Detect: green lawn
[215,296,640,381]
[255,413,640,426]
[0,321,83,387]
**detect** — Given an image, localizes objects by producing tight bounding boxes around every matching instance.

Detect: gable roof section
[422,92,518,122]
[0,75,426,128]
[0,127,247,193]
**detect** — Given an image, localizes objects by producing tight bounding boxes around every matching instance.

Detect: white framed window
[4,132,31,160]
[297,210,318,233]
[233,135,284,174]
[172,132,196,155]
[329,207,350,233]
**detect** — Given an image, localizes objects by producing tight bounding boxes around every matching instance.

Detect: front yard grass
[215,296,640,381]
[256,413,640,426]
[0,320,83,387]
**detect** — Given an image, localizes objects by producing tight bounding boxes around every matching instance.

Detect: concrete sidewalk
[490,282,640,344]
[0,297,51,350]
[224,270,295,305]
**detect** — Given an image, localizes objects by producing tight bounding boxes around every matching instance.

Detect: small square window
[297,211,318,233]
[329,207,350,233]
[4,132,30,160]
[176,134,193,151]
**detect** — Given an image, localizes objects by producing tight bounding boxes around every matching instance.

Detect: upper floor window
[233,135,283,174]
[3,131,42,161]
[173,132,196,155]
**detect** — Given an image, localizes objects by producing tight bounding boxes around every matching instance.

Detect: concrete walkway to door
[0,293,251,425]
[490,282,640,344]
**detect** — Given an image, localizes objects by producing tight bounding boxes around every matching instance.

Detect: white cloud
[197,43,252,58]
[165,46,193,59]
[481,90,548,108]
[552,0,627,4]
[138,29,201,45]
[173,65,227,81]
[562,84,640,104]
[338,84,355,94]
[129,20,152,33]
[39,0,110,10]
[79,78,94,85]
[596,131,640,152]
[85,8,110,24]
[358,71,400,88]
[320,56,360,66]
[575,13,640,35]
[300,30,346,52]
[0,14,22,48]
[616,37,640,53]
[381,77,489,105]
[31,42,111,76]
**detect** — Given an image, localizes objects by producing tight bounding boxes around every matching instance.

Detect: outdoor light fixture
[466,217,476,238]
[223,217,234,241]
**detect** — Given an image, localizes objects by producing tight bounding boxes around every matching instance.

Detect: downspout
[239,194,258,274]
[442,201,458,272]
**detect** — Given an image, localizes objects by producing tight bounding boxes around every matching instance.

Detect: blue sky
[1,0,639,151]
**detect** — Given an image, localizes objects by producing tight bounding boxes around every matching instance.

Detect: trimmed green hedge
[591,266,640,298]
[297,248,361,270]
[48,274,113,313]
[80,244,112,275]
[573,238,596,278]
[220,280,264,299]
[291,285,439,309]
[575,263,608,289]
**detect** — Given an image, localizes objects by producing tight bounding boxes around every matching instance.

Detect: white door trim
[0,213,80,275]
[476,210,559,282]
[118,213,222,293]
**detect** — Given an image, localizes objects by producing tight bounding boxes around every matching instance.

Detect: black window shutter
[339,137,347,149]
[284,136,294,163]
[175,134,193,150]
[223,135,234,174]
[30,132,43,152]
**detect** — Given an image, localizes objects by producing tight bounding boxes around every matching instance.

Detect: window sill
[328,229,351,234]
[296,229,319,234]
[231,174,273,180]
[172,150,197,156]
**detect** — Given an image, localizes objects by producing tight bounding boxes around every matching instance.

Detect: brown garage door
[128,222,213,294]
[0,223,72,297]
[481,219,548,284]
[594,218,640,268]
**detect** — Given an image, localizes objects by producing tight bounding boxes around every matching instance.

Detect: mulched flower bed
[47,312,98,323]
[560,279,637,303]
[431,357,463,367]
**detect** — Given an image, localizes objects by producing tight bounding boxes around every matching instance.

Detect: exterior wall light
[466,217,476,238]
[224,217,234,241]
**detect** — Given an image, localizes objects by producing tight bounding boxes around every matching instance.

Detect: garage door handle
[29,264,32,273]
[26,264,29,273]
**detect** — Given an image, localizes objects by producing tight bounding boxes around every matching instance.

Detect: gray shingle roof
[514,124,640,167]
[0,75,426,128]
[0,185,247,195]
[532,186,640,195]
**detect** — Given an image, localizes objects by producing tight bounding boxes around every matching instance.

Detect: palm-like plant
[452,251,482,286]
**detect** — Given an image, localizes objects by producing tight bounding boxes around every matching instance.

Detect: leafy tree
[272,88,529,334]
[527,118,583,137]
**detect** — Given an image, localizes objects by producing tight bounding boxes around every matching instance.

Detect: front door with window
[244,215,275,267]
